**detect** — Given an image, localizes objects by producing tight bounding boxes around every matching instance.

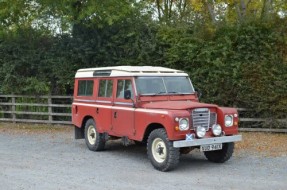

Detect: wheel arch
[81,115,94,129]
[75,115,94,139]
[142,123,165,143]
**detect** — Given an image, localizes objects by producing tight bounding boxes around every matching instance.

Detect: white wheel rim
[87,125,97,145]
[151,138,167,163]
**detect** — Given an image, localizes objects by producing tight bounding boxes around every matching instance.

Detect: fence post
[48,96,53,124]
[11,96,16,123]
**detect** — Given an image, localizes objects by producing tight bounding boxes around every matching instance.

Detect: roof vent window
[93,70,112,77]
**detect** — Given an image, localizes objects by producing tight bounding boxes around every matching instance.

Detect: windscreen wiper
[139,92,166,96]
[168,92,192,95]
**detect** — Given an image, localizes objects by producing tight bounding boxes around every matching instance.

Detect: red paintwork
[141,101,218,110]
[217,107,239,135]
[72,76,239,142]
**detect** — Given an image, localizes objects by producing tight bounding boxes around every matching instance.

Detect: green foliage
[156,21,287,122]
[0,0,286,127]
[15,97,49,120]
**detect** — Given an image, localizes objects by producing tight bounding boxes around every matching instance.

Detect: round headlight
[225,115,233,127]
[179,118,189,131]
[196,126,206,138]
[212,124,222,136]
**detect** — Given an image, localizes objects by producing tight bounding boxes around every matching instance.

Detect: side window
[78,80,94,96]
[116,79,134,99]
[98,79,113,98]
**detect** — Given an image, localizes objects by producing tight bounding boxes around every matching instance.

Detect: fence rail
[0,95,72,125]
[0,95,286,132]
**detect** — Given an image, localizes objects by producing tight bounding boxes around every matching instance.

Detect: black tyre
[204,142,234,163]
[84,119,105,151]
[147,129,180,172]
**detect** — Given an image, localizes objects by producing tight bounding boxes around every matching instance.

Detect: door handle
[96,108,99,114]
[114,112,117,118]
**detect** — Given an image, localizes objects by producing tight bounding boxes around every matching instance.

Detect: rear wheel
[84,119,105,151]
[204,142,234,163]
[147,129,179,172]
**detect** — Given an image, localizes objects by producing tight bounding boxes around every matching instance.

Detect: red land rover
[72,66,242,171]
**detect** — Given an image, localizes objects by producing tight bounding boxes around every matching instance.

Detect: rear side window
[98,80,113,97]
[78,80,94,96]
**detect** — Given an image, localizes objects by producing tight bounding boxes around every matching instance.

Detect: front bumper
[173,135,242,148]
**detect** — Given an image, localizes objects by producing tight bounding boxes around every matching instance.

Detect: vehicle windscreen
[135,76,194,95]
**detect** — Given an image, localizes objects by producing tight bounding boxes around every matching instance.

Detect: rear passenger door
[112,78,135,137]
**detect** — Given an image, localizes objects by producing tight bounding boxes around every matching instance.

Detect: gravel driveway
[0,124,286,190]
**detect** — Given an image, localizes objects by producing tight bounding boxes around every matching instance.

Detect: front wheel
[84,119,105,151]
[147,129,180,172]
[204,142,234,163]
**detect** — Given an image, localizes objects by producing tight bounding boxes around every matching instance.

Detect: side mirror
[194,88,202,99]
[124,90,131,100]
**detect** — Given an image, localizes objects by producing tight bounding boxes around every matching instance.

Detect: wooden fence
[0,95,72,125]
[0,95,286,132]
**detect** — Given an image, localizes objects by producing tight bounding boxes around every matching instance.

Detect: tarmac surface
[0,125,286,190]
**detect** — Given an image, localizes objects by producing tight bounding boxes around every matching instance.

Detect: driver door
[111,78,135,137]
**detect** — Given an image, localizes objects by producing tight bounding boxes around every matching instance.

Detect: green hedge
[159,23,287,117]
[0,20,286,126]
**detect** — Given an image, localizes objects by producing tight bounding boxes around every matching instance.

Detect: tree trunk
[156,0,162,20]
[205,0,216,24]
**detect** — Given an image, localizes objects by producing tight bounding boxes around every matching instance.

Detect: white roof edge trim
[77,66,183,72]
[75,66,188,78]
[75,72,188,78]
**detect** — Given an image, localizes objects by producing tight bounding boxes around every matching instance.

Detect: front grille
[191,108,217,131]
[209,112,217,128]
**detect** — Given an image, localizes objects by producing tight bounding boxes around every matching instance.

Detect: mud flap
[75,126,84,139]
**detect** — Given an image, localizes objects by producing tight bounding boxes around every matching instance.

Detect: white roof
[75,66,188,78]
